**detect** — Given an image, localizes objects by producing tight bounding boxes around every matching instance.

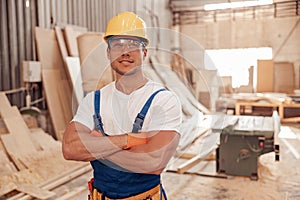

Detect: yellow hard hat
[104,12,149,45]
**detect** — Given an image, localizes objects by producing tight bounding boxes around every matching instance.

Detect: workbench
[235,100,300,123]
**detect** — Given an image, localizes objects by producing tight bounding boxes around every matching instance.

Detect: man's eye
[112,43,123,48]
[129,42,140,49]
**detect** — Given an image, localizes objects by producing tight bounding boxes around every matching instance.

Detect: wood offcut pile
[0,92,91,199]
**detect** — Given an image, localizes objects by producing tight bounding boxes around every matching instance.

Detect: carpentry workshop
[0,0,300,199]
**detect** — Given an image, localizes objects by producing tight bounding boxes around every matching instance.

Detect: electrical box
[22,61,42,82]
[213,115,279,180]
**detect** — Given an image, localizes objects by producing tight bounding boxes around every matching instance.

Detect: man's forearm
[63,122,127,161]
[104,131,180,173]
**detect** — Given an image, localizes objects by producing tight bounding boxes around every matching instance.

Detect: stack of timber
[0,92,92,199]
[147,56,211,151]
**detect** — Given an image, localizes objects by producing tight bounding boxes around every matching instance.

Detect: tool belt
[88,179,165,200]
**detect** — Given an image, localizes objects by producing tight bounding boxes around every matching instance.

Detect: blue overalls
[90,88,167,199]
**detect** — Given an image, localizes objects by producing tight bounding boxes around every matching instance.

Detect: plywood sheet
[77,32,112,92]
[257,59,274,92]
[274,62,295,93]
[64,25,87,57]
[42,69,71,140]
[65,57,84,104]
[34,27,65,72]
[77,32,103,65]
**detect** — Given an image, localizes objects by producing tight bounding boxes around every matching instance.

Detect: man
[62,11,182,200]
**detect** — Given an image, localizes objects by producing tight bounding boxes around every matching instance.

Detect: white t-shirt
[73,80,182,135]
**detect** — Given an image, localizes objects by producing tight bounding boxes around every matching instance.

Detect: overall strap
[132,88,166,133]
[93,90,108,136]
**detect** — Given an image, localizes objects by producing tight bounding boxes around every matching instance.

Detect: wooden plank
[1,107,36,153]
[0,182,18,197]
[0,149,17,176]
[58,80,74,124]
[65,57,84,104]
[16,184,55,200]
[54,26,69,62]
[257,60,274,92]
[30,128,61,150]
[35,27,65,71]
[0,134,27,170]
[177,151,215,174]
[177,129,219,173]
[42,69,70,140]
[150,56,209,114]
[0,92,13,117]
[64,25,87,56]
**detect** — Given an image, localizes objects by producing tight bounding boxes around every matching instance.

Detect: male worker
[62,11,182,200]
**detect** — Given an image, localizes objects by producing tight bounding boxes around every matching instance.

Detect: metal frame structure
[169,0,300,25]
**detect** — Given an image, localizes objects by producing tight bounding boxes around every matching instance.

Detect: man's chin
[114,67,140,76]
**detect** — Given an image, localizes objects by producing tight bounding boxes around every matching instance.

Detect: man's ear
[107,48,111,60]
[143,49,148,60]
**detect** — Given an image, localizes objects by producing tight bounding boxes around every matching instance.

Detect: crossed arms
[62,121,180,174]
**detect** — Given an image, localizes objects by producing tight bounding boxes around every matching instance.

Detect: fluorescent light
[26,0,30,8]
[204,0,273,11]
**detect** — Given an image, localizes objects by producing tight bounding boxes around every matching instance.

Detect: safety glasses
[108,38,145,52]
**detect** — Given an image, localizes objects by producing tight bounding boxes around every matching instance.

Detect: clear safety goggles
[108,38,145,52]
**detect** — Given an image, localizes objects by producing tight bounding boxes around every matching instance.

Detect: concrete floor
[60,122,300,200]
[162,123,300,200]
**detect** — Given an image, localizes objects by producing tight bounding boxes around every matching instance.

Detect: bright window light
[205,47,272,88]
[204,0,273,11]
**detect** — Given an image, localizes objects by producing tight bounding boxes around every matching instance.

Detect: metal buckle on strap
[132,113,145,133]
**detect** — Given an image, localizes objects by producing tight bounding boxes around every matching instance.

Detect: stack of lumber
[0,92,92,199]
[147,56,212,151]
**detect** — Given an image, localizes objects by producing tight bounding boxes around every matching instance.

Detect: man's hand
[123,132,147,150]
[90,130,104,136]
